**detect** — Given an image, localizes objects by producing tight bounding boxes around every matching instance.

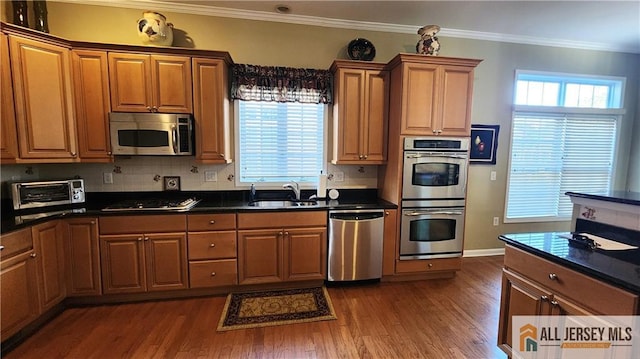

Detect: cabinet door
[400,62,438,135]
[283,227,326,281]
[237,229,282,285]
[32,220,66,311]
[100,234,146,294]
[437,65,475,136]
[72,50,112,162]
[192,57,231,163]
[65,217,101,296]
[334,68,365,162]
[382,209,397,276]
[10,35,77,160]
[108,53,153,112]
[0,250,39,339]
[498,269,552,356]
[1,32,19,163]
[152,55,192,113]
[362,69,388,163]
[145,232,188,291]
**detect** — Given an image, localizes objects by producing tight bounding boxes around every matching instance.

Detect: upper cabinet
[72,49,112,162]
[1,32,19,163]
[387,54,482,137]
[9,34,78,161]
[108,53,193,113]
[331,60,388,164]
[192,57,232,163]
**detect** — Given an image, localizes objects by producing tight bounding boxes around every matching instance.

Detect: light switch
[205,171,218,182]
[490,171,497,181]
[103,172,113,184]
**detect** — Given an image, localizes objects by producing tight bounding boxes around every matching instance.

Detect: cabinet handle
[30,253,37,258]
[551,300,559,306]
[211,272,216,276]
[209,243,216,248]
[548,273,558,280]
[146,106,152,112]
[541,295,549,301]
[209,220,216,224]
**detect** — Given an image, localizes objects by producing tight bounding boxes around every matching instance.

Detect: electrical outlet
[490,171,497,181]
[493,217,500,226]
[205,171,218,182]
[103,172,113,184]
[333,171,344,182]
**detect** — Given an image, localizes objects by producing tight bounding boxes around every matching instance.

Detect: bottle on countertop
[317,172,327,199]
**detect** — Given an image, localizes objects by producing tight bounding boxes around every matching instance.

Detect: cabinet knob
[90,221,96,224]
[550,300,559,306]
[144,237,149,241]
[548,273,558,280]
[30,253,37,258]
[146,106,152,112]
[0,245,4,251]
[432,130,437,134]
[541,295,549,301]
[385,211,389,216]
[152,106,158,112]
[209,220,216,224]
[363,155,368,159]
[427,263,433,268]
[107,151,112,155]
[219,154,225,158]
[209,243,216,248]
[137,237,143,241]
[284,231,289,237]
[211,272,216,276]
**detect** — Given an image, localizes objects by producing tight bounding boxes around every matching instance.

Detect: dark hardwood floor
[4,256,507,358]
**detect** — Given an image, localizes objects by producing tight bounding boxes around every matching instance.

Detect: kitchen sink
[248,200,318,207]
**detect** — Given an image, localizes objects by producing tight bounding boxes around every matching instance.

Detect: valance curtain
[230,64,333,104]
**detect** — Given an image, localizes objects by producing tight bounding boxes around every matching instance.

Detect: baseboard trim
[463,248,505,257]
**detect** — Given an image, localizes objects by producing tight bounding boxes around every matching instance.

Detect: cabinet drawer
[505,245,638,314]
[238,211,326,229]
[100,215,186,234]
[188,213,236,231]
[395,257,461,273]
[189,259,237,288]
[0,227,33,260]
[188,231,236,260]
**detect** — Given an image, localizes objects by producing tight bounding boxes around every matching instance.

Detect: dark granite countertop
[1,189,396,234]
[500,231,640,294]
[565,190,640,206]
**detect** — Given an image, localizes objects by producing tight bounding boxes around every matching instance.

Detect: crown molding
[57,0,638,54]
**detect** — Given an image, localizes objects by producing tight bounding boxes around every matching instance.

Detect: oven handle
[404,210,464,216]
[405,153,467,159]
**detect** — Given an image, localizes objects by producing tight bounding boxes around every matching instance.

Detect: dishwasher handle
[329,212,384,221]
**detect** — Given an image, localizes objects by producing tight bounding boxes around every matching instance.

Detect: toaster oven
[10,179,85,210]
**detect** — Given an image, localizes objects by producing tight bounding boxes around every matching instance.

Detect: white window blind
[238,101,324,184]
[506,114,617,220]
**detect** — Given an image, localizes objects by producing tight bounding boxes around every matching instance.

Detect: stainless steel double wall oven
[400,137,469,259]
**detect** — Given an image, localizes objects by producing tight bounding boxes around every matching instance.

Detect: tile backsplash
[0,158,377,197]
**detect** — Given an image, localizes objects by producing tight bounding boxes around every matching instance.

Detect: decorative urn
[416,24,441,56]
[137,11,173,46]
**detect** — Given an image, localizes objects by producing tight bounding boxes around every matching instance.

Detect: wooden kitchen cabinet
[387,54,481,136]
[99,215,188,294]
[382,209,397,276]
[187,213,238,288]
[9,34,78,161]
[237,211,327,285]
[192,57,233,163]
[31,220,66,312]
[497,245,639,356]
[0,228,39,339]
[71,49,112,162]
[331,60,388,164]
[64,217,101,296]
[108,52,192,113]
[1,32,19,163]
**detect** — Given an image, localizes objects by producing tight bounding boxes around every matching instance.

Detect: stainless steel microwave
[109,113,194,156]
[11,179,85,210]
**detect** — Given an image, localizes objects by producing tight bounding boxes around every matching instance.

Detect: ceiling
[74,1,640,53]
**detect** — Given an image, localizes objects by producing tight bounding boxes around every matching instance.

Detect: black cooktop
[102,198,199,212]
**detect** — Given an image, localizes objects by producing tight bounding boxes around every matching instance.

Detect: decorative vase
[137,11,174,47]
[12,0,28,28]
[33,1,49,33]
[416,24,441,56]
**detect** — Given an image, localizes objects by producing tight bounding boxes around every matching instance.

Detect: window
[236,101,325,185]
[505,71,624,222]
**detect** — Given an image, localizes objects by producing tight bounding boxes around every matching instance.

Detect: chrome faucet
[283,181,300,200]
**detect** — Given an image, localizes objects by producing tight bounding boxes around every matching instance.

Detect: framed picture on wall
[470,124,500,164]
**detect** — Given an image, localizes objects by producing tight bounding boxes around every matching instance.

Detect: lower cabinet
[31,220,66,312]
[64,217,101,296]
[99,215,188,294]
[237,211,327,285]
[497,245,639,356]
[0,228,39,339]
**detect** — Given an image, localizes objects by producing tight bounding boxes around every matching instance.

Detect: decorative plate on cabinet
[347,38,376,61]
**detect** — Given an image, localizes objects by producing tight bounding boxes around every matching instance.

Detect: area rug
[217,287,336,331]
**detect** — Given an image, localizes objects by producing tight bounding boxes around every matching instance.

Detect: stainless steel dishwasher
[327,209,385,282]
